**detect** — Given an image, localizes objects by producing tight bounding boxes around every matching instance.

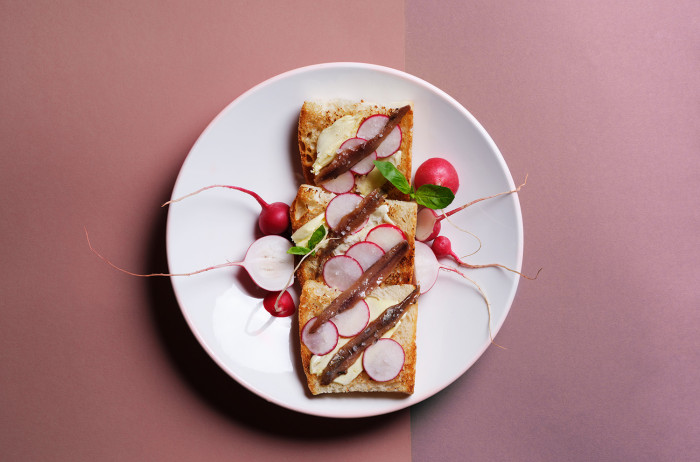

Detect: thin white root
[440,266,506,350]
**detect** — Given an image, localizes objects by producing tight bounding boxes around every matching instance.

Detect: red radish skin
[432,236,541,280]
[365,224,407,252]
[356,114,402,158]
[324,193,364,231]
[86,230,294,292]
[331,300,370,337]
[263,290,295,317]
[345,241,385,271]
[415,208,441,242]
[301,317,339,356]
[362,338,405,382]
[163,184,290,236]
[322,255,363,291]
[322,170,355,194]
[414,158,460,194]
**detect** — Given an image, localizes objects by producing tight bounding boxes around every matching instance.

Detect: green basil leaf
[287,246,311,256]
[307,225,327,250]
[373,160,412,194]
[414,184,455,209]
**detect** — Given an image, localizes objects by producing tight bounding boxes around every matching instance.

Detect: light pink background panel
[407,1,699,461]
[0,1,409,461]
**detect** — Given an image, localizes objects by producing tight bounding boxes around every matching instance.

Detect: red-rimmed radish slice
[324,193,363,231]
[363,338,405,382]
[301,317,338,355]
[345,241,385,271]
[356,114,402,158]
[322,170,355,194]
[350,150,377,175]
[414,241,439,294]
[365,224,406,252]
[331,300,370,337]
[340,136,374,175]
[323,255,363,291]
[416,207,441,242]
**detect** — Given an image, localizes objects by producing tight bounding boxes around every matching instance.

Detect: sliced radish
[324,193,363,231]
[363,338,405,382]
[356,114,402,158]
[350,150,377,175]
[416,207,441,242]
[414,241,439,294]
[301,317,338,355]
[241,235,295,291]
[323,255,363,291]
[339,137,374,176]
[331,300,370,337]
[365,224,406,252]
[345,241,385,271]
[322,170,355,194]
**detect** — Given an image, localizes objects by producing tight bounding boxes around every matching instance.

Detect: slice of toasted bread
[299,281,417,395]
[290,184,417,287]
[298,100,413,200]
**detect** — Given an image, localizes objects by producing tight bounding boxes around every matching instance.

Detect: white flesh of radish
[414,240,439,294]
[322,255,363,291]
[365,224,406,252]
[416,207,440,242]
[242,235,294,291]
[345,241,385,271]
[324,193,362,231]
[331,299,370,337]
[301,317,338,355]
[350,150,377,175]
[362,338,405,382]
[356,114,401,158]
[322,170,355,194]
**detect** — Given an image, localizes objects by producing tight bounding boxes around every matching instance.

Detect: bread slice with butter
[297,100,413,199]
[298,280,418,395]
[290,184,417,287]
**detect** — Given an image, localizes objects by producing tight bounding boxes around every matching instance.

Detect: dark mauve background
[1,1,697,461]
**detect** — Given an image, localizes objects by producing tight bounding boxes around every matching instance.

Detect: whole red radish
[414,158,460,194]
[263,290,296,317]
[164,185,290,236]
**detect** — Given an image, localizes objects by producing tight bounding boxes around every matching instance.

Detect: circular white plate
[166,63,523,418]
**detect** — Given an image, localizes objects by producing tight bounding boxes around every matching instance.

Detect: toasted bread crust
[290,185,416,287]
[298,100,413,200]
[299,281,417,395]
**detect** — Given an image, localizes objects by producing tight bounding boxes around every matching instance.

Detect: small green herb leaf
[287,246,311,256]
[307,225,327,250]
[373,160,412,194]
[287,225,327,256]
[414,184,455,209]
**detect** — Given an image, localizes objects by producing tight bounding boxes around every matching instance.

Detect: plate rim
[166,62,523,418]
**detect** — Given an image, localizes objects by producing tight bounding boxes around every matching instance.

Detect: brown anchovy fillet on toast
[289,184,416,288]
[298,281,418,395]
[298,100,413,200]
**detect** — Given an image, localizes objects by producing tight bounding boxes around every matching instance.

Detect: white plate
[166,63,523,418]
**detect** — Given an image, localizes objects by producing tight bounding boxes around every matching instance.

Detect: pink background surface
[1,1,698,461]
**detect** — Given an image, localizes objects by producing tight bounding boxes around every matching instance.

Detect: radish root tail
[444,174,528,219]
[440,266,507,350]
[439,210,483,257]
[457,261,543,281]
[162,184,269,208]
[84,227,240,277]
